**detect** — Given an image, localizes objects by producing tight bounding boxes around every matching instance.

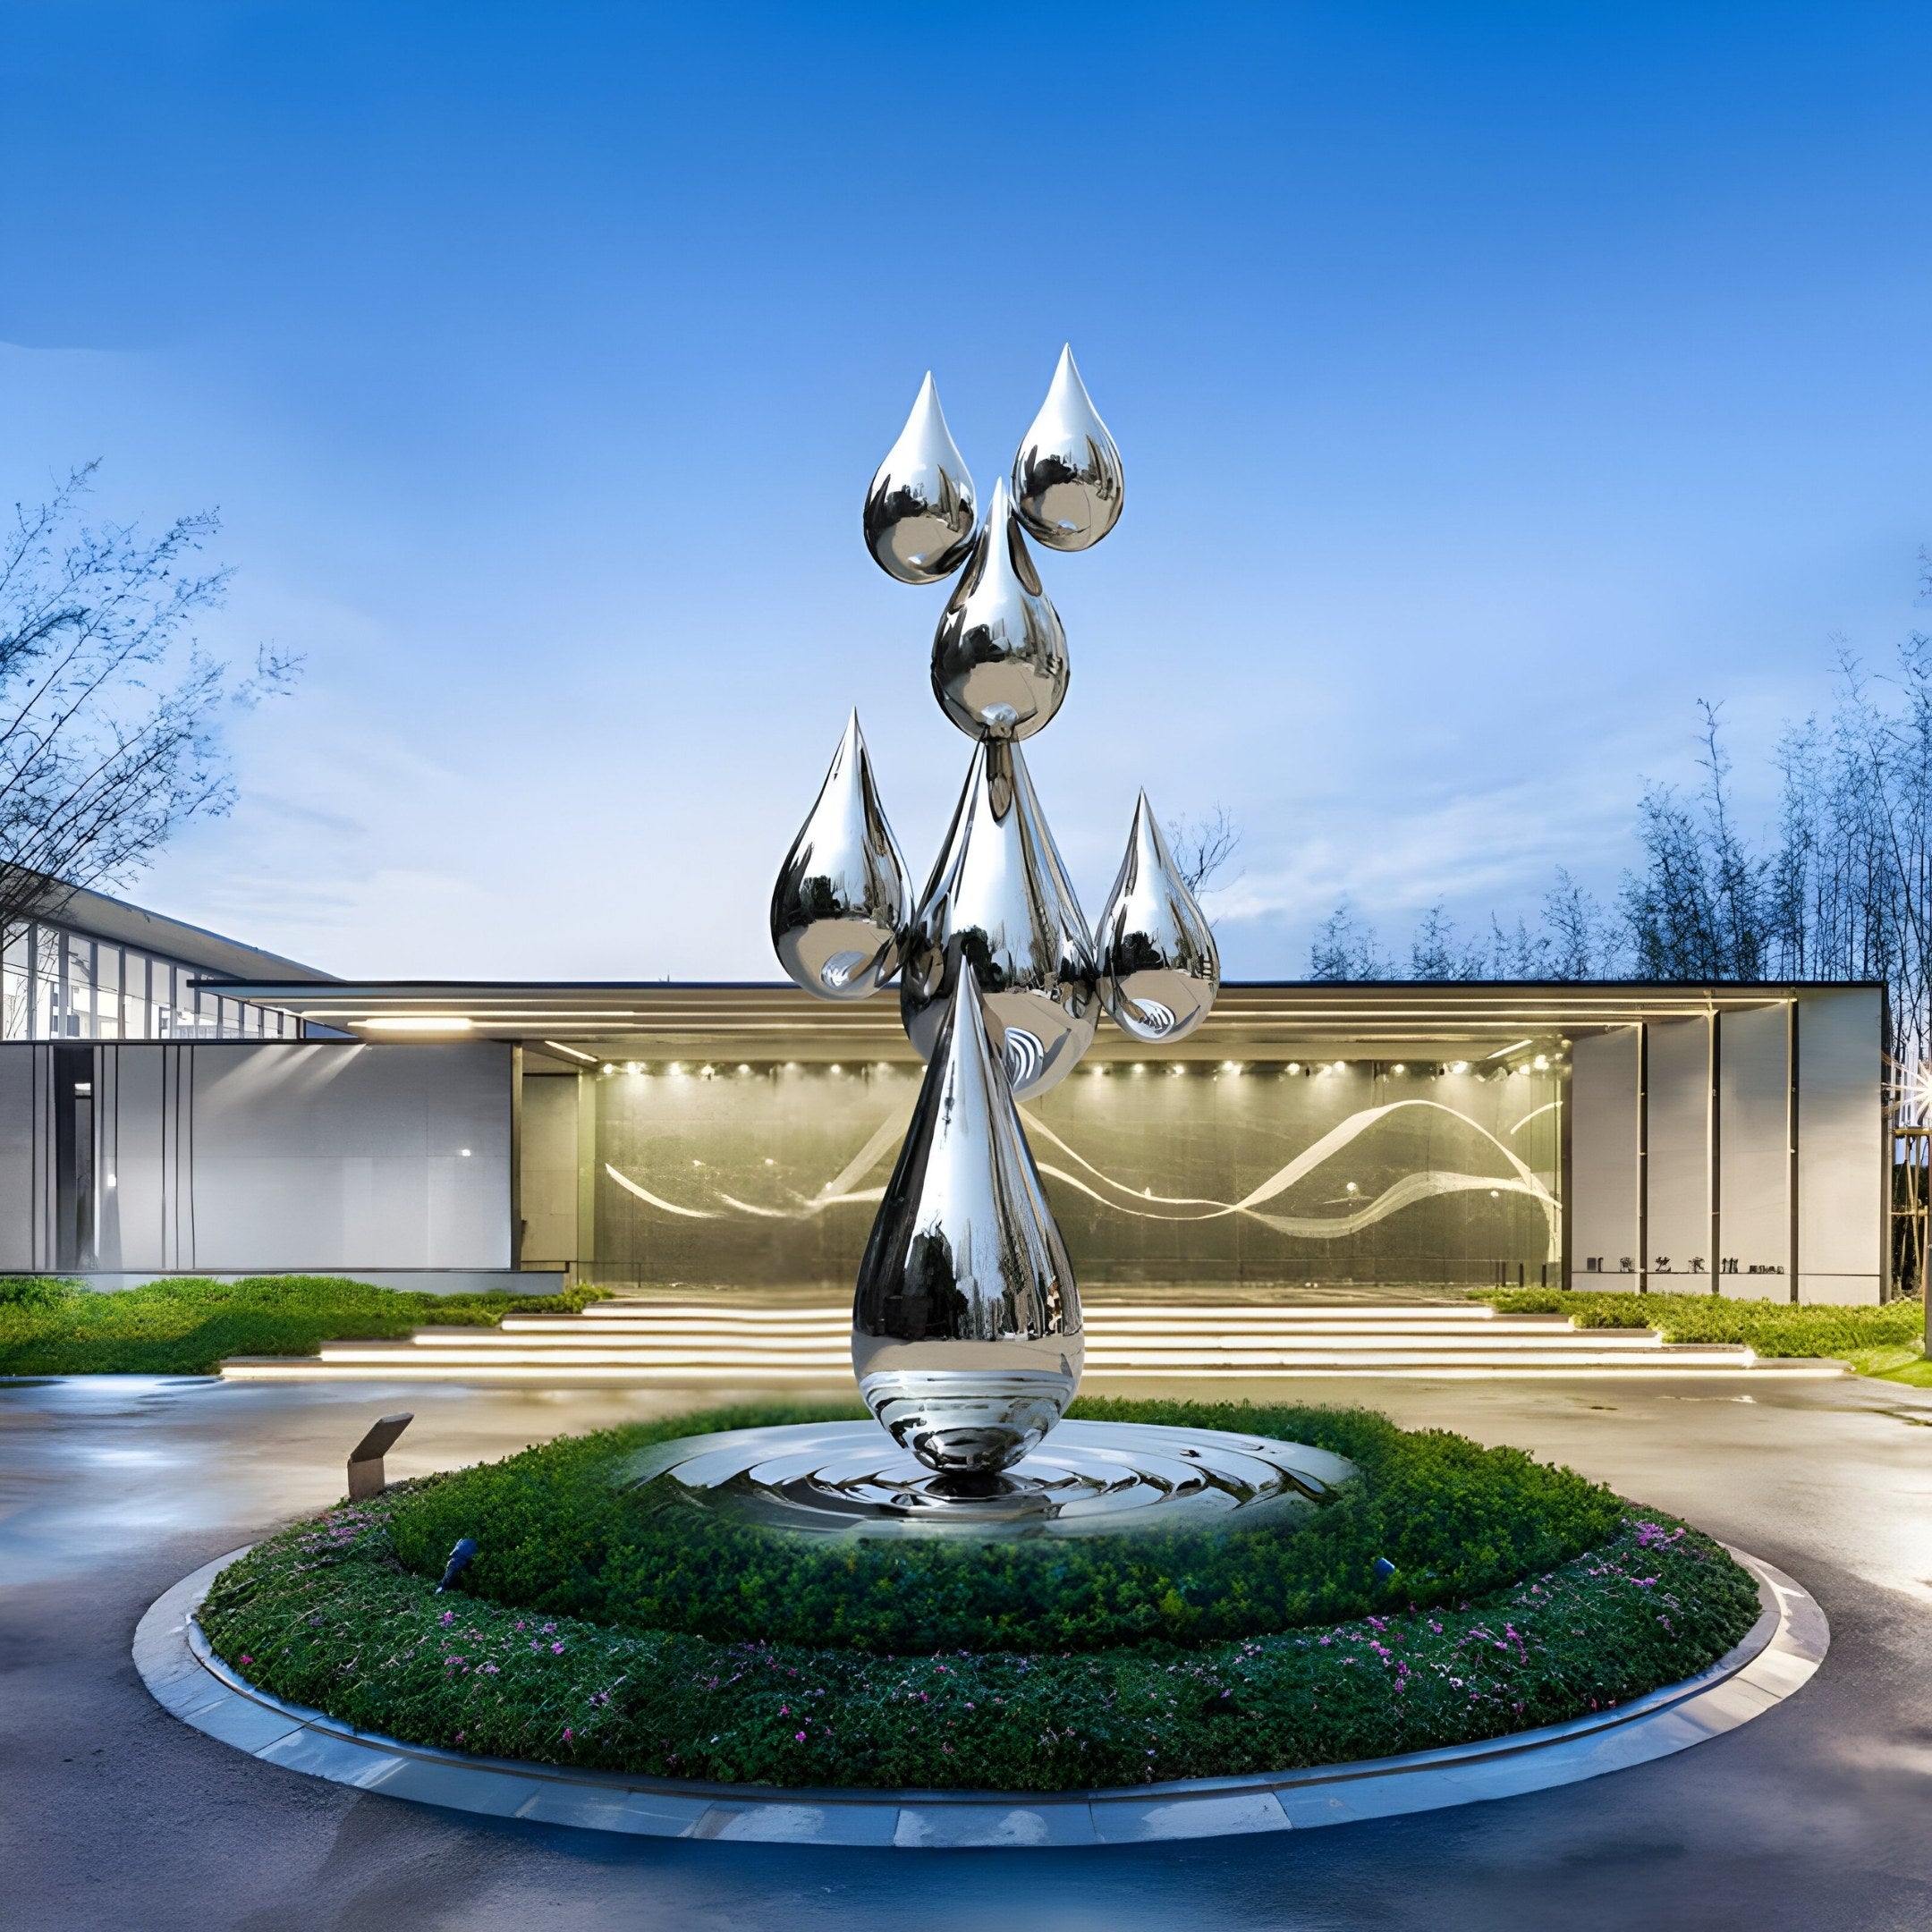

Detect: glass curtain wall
[584,1048,1565,1289]
[0,920,301,1043]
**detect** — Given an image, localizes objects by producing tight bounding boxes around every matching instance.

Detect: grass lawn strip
[199,1403,1761,1792]
[1477,1288,1927,1383]
[0,1274,608,1376]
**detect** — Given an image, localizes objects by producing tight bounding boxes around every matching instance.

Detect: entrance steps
[219,1298,1845,1383]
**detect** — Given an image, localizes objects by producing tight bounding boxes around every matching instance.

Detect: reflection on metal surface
[770,712,911,1002]
[863,372,979,583]
[900,740,1096,1098]
[617,1419,1354,1538]
[1010,344,1124,552]
[1097,792,1219,1044]
[930,479,1069,741]
[852,973,1082,1475]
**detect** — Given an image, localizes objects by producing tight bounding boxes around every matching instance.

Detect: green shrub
[199,1401,1762,1792]
[1477,1288,1924,1360]
[0,1273,609,1375]
[382,1396,1623,1653]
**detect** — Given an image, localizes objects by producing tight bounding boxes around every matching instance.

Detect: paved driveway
[2,1371,1928,1932]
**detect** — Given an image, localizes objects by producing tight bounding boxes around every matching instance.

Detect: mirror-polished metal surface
[852,971,1082,1475]
[1010,343,1124,552]
[900,739,1097,1097]
[616,1419,1356,1538]
[1096,790,1221,1042]
[863,372,979,584]
[770,711,911,1001]
[930,479,1069,741]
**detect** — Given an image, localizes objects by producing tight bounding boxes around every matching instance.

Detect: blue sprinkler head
[436,1538,479,1594]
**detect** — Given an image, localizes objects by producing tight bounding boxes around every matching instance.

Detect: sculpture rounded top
[1095,791,1220,1043]
[864,373,979,584]
[930,479,1069,741]
[1010,345,1123,552]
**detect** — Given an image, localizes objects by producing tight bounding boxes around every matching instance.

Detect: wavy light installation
[603,1097,1560,1258]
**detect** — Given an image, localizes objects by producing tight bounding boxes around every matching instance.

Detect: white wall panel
[187,1042,513,1271]
[1645,1017,1712,1285]
[519,1073,580,1263]
[1716,1004,1791,1299]
[1796,988,1885,1303]
[0,1045,43,1269]
[97,1044,169,1272]
[1568,1029,1640,1287]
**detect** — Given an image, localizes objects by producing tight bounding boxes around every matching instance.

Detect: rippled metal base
[616,1420,1356,1539]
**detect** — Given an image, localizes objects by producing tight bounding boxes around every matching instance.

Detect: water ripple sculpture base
[617,1419,1357,1539]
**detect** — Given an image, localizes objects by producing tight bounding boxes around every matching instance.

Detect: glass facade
[581,1048,1564,1289]
[0,919,302,1043]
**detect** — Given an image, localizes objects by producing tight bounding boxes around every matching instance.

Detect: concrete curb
[134,1545,1826,1846]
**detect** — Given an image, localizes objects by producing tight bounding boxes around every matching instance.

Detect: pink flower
[439,1610,454,1625]
[551,1642,565,1655]
[794,1731,806,1742]
[564,1728,573,1742]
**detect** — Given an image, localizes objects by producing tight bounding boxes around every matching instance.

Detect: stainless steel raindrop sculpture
[770,712,911,1001]
[767,350,1219,1480]
[852,971,1083,1476]
[863,373,978,584]
[1096,791,1221,1043]
[900,739,1096,1099]
[1011,344,1125,552]
[930,479,1069,741]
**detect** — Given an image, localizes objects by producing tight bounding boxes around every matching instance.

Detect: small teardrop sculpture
[863,373,978,584]
[853,969,1083,1476]
[1095,792,1220,1042]
[900,739,1097,1097]
[770,712,911,1001]
[1010,344,1124,552]
[930,479,1069,741]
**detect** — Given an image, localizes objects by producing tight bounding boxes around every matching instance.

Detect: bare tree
[1163,804,1242,895]
[1310,901,1385,980]
[0,464,294,933]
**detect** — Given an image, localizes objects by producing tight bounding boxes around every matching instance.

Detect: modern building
[0,888,1893,1301]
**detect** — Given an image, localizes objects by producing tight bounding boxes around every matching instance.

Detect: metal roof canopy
[192,979,1877,1063]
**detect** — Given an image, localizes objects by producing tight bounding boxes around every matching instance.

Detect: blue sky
[3,3,1928,979]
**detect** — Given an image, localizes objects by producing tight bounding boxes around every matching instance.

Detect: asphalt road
[3,1369,1929,1932]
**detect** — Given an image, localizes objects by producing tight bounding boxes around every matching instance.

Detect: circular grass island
[197,1399,1763,1792]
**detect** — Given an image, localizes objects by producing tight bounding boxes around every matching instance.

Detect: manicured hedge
[386,1397,1623,1652]
[0,1274,607,1376]
[1478,1288,1924,1361]
[199,1401,1761,1791]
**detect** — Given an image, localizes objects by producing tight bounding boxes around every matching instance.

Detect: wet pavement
[3,1371,1929,1931]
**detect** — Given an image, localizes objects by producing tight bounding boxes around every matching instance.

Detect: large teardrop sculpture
[853,970,1083,1476]
[899,740,1097,1097]
[930,479,1069,741]
[1010,344,1124,552]
[770,712,911,1001]
[1095,792,1220,1042]
[863,373,978,584]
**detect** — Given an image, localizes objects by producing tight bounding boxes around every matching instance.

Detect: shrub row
[1477,1288,1923,1359]
[199,1482,1760,1791]
[0,1273,608,1376]
[384,1396,1625,1653]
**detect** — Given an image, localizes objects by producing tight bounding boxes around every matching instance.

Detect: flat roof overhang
[193,979,1881,1063]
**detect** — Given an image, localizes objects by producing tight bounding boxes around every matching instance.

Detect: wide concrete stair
[219,1299,1846,1383]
